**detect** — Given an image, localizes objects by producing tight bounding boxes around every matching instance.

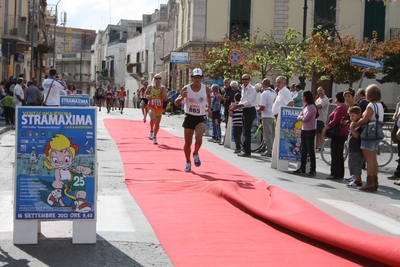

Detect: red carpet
[105,119,400,267]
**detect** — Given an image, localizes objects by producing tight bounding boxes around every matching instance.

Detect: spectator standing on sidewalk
[42,69,67,106]
[174,68,212,172]
[292,91,318,176]
[25,81,42,106]
[257,78,276,157]
[13,78,25,107]
[2,91,15,127]
[292,83,304,107]
[210,84,222,143]
[272,76,294,118]
[322,92,349,180]
[231,93,243,153]
[315,87,329,151]
[346,106,364,187]
[220,78,235,145]
[356,88,369,113]
[389,96,400,183]
[230,74,257,157]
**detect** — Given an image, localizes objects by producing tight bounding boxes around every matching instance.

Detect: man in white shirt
[42,69,66,106]
[272,76,294,117]
[257,78,277,157]
[230,74,257,157]
[13,78,25,107]
[315,87,330,151]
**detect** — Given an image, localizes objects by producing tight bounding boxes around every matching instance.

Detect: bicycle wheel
[320,139,332,165]
[320,139,348,165]
[377,140,393,167]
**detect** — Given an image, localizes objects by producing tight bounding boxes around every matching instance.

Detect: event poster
[278,107,303,161]
[14,107,96,220]
[60,95,90,107]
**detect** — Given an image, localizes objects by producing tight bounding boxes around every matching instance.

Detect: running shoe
[193,153,201,167]
[344,175,355,182]
[153,137,158,145]
[148,131,154,140]
[184,163,191,172]
[347,180,362,188]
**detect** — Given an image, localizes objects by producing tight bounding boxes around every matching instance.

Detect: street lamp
[302,0,308,40]
[52,0,62,68]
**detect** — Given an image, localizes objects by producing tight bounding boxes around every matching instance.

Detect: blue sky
[47,0,168,31]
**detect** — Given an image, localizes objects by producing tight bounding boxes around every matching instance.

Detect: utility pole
[53,0,62,68]
[60,11,67,75]
[30,0,35,79]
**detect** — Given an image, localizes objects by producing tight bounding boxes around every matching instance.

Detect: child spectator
[231,93,243,153]
[210,84,222,143]
[347,106,364,187]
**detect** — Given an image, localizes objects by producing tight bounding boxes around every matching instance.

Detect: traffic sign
[350,56,383,70]
[228,50,243,65]
[170,69,179,78]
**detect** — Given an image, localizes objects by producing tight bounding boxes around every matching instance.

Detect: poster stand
[13,105,97,244]
[271,106,304,171]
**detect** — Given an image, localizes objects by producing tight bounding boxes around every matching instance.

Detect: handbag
[360,103,384,140]
[325,125,341,138]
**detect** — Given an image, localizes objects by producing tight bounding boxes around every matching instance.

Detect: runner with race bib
[145,74,168,145]
[174,68,212,172]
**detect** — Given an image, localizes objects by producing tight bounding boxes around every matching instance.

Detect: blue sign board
[350,56,383,70]
[278,107,303,161]
[60,94,90,107]
[171,52,189,63]
[14,107,97,220]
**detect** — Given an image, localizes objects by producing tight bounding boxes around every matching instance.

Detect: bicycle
[320,138,393,167]
[241,123,265,152]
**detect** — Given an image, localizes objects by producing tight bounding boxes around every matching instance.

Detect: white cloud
[48,0,166,31]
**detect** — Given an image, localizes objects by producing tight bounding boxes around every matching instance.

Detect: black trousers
[300,129,316,172]
[330,135,348,178]
[242,107,256,155]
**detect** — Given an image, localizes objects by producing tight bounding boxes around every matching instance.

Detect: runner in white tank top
[174,68,212,172]
[184,84,207,116]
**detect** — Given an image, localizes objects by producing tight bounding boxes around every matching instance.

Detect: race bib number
[151,99,161,106]
[189,104,201,114]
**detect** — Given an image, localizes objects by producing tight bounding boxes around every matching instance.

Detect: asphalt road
[0,107,399,266]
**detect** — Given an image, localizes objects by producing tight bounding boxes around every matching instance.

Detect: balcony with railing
[2,15,28,42]
[108,31,128,44]
[61,52,92,62]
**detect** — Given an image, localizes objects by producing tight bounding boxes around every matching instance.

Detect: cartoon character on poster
[292,121,302,156]
[44,134,92,213]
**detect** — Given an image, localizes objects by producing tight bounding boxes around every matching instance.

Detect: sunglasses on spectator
[241,78,249,80]
[155,78,162,80]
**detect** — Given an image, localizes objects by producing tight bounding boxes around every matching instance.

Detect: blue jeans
[212,111,221,141]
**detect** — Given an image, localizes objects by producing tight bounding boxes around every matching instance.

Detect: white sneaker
[148,131,154,140]
[344,175,355,182]
[153,137,158,145]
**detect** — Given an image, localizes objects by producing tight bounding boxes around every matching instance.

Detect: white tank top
[184,84,207,116]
